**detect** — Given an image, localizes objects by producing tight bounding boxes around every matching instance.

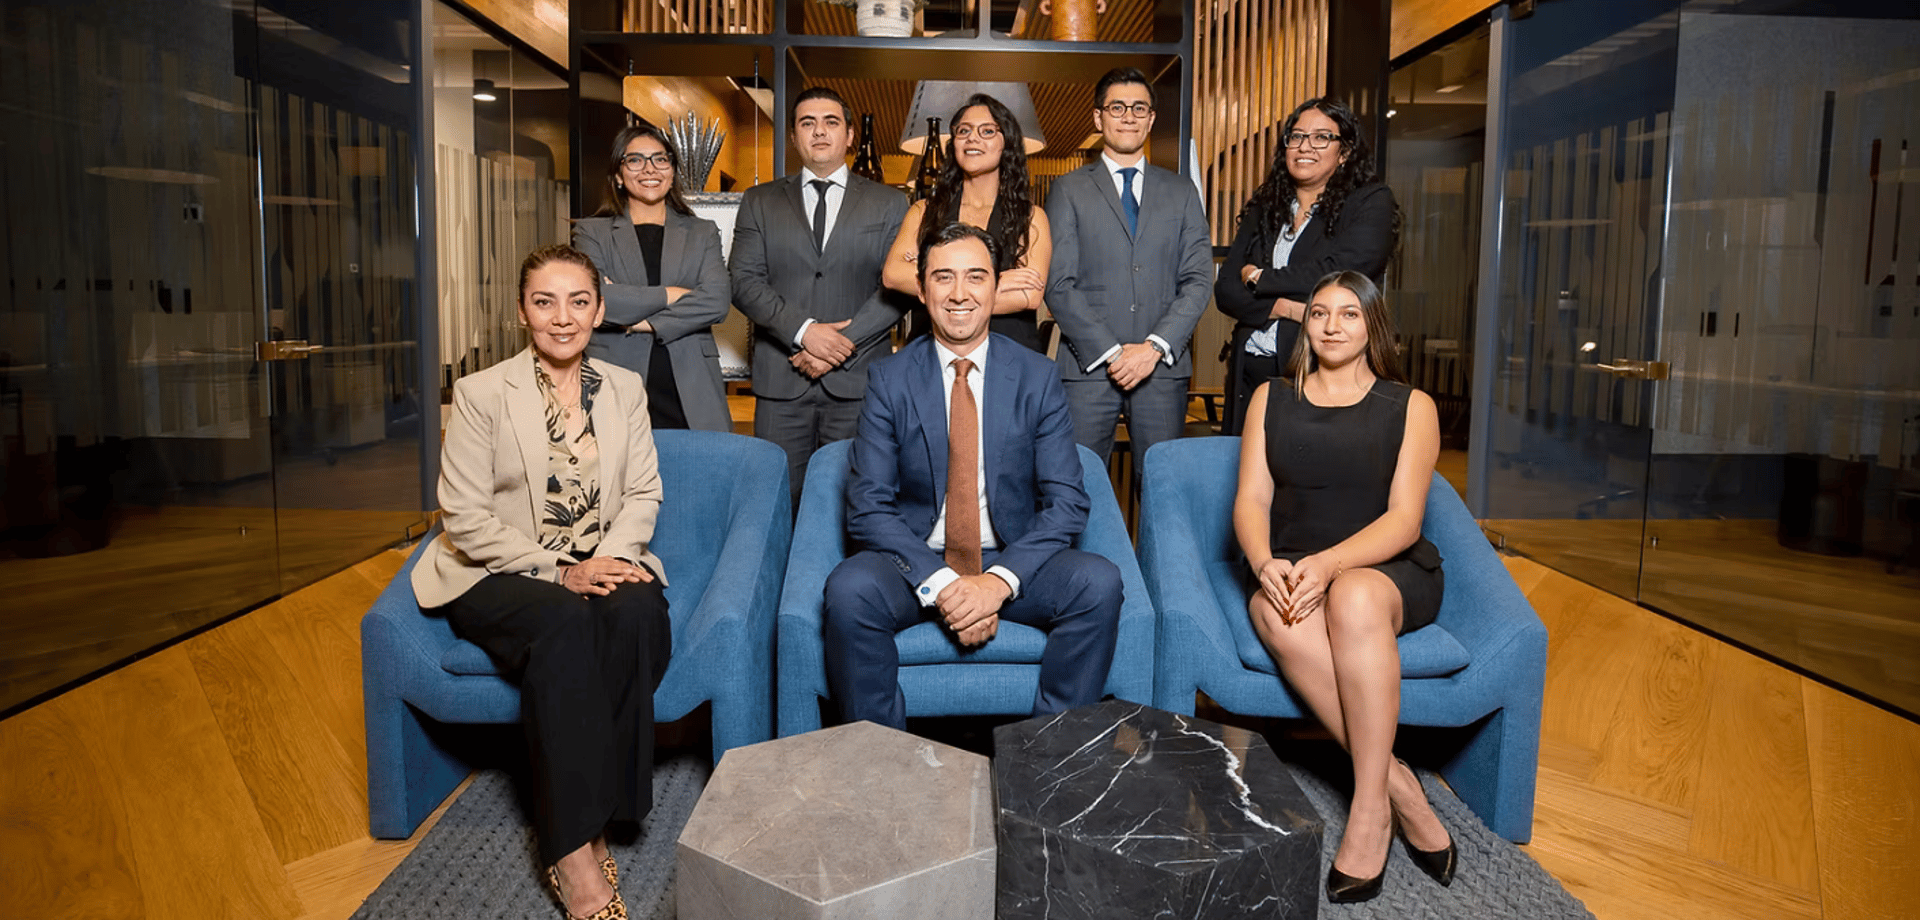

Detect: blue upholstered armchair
[776,440,1155,736]
[361,430,791,838]
[1139,437,1547,842]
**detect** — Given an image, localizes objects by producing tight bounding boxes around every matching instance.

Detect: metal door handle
[256,339,324,361]
[1593,358,1670,380]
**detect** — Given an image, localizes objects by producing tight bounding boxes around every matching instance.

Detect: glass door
[1477,0,1681,601]
[1637,4,1920,716]
[248,0,427,594]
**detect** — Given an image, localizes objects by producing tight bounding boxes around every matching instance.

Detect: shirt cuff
[793,317,816,350]
[1147,334,1175,365]
[987,565,1021,599]
[1086,344,1123,374]
[916,567,961,606]
[916,566,1021,604]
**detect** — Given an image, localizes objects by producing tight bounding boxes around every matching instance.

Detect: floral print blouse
[533,357,603,556]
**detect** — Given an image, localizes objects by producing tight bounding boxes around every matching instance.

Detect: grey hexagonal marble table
[675,721,994,920]
[993,700,1326,920]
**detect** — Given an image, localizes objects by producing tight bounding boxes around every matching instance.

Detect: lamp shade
[899,81,1047,156]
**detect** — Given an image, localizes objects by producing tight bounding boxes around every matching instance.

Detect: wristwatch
[1146,339,1169,360]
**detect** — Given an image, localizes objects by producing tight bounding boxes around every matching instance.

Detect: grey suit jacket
[728,172,911,400]
[573,210,733,432]
[1044,161,1215,380]
[412,348,667,610]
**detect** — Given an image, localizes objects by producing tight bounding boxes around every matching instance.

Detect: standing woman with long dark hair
[881,92,1053,353]
[1215,97,1399,434]
[574,122,733,432]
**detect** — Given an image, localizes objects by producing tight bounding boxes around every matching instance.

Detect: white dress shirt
[916,338,1022,605]
[1247,205,1311,357]
[793,164,855,348]
[1085,152,1175,373]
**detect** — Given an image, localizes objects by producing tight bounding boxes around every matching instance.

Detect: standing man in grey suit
[1045,67,1214,466]
[731,87,911,502]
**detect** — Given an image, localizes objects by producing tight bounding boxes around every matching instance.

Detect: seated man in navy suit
[823,223,1123,729]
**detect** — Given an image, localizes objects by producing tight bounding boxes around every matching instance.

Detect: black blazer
[1214,181,1397,431]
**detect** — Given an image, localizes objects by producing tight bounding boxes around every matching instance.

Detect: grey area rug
[352,755,709,920]
[354,752,1589,920]
[1289,762,1596,919]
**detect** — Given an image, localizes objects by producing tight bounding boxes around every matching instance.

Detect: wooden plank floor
[2,548,1916,919]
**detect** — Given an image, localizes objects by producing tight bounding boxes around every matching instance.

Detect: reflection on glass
[0,0,428,715]
[1386,23,1490,457]
[1640,7,1920,715]
[432,4,572,387]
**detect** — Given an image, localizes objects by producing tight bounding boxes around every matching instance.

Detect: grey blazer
[412,349,666,610]
[1044,161,1215,380]
[573,209,732,432]
[728,172,911,400]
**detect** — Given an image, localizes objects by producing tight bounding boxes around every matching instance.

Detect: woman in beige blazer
[412,244,668,920]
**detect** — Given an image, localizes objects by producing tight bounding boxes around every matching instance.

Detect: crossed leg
[1248,568,1452,879]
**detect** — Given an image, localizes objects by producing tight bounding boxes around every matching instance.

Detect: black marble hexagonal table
[993,700,1323,919]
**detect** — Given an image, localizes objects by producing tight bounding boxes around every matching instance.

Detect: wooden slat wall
[1194,0,1328,242]
[626,0,776,34]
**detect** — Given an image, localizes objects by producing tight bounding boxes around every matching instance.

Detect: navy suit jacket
[845,334,1088,590]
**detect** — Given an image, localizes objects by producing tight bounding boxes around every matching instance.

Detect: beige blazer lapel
[502,352,549,528]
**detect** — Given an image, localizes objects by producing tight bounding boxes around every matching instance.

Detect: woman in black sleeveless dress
[1233,270,1457,903]
[882,92,1052,353]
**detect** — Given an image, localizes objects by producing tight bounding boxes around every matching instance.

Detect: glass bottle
[915,116,944,201]
[852,113,885,184]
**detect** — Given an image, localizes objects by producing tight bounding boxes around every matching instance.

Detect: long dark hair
[596,122,693,218]
[1285,270,1407,391]
[916,93,1033,272]
[1242,97,1386,248]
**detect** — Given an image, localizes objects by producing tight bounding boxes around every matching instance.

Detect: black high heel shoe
[1397,824,1456,886]
[1394,760,1458,887]
[1326,859,1387,903]
[1326,823,1391,904]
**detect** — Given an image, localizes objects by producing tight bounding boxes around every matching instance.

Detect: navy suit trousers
[821,547,1122,729]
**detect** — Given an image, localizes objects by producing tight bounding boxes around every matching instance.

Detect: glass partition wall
[0,0,433,715]
[1474,0,1920,716]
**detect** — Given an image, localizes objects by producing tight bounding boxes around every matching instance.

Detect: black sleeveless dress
[906,196,1045,353]
[1263,378,1444,634]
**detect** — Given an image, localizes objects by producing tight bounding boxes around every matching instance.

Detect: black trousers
[444,572,671,865]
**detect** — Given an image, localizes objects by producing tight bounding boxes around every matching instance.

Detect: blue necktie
[1118,166,1139,236]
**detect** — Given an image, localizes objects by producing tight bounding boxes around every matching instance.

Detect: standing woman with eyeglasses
[881,92,1053,353]
[573,123,733,432]
[1215,97,1400,435]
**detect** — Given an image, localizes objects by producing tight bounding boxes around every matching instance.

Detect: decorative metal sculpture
[668,112,725,196]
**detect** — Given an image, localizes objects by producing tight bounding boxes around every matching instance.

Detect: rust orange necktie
[944,357,982,576]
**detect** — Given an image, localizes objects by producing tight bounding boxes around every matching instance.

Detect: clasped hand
[1106,342,1161,390]
[936,574,1010,647]
[562,556,653,597]
[1255,553,1338,625]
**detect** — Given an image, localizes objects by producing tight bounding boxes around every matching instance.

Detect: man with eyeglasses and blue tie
[731,86,911,506]
[1045,66,1213,472]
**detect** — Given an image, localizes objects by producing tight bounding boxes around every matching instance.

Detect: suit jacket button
[815,272,823,279]
[1133,265,1141,272]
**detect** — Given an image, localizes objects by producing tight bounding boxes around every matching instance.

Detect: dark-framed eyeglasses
[620,152,673,172]
[1100,101,1153,119]
[951,123,1001,141]
[1283,131,1341,150]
